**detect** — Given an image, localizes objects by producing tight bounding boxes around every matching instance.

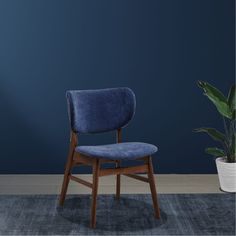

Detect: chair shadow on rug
[57,195,167,232]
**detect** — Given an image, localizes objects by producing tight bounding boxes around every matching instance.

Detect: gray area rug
[0,194,235,235]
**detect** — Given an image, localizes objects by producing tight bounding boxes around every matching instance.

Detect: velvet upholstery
[66,88,136,134]
[75,142,158,160]
[67,87,157,160]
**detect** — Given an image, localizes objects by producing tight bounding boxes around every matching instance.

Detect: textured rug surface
[0,194,235,235]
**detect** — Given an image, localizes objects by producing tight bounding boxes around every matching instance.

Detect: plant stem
[222,117,232,161]
[223,117,229,141]
[229,119,236,162]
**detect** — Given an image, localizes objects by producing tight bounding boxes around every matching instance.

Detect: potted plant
[195,81,236,193]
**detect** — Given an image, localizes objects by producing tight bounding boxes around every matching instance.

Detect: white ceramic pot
[216,157,236,193]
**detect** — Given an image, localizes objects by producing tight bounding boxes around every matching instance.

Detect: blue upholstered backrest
[66,88,136,133]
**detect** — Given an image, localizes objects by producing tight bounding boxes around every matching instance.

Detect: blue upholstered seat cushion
[75,142,158,160]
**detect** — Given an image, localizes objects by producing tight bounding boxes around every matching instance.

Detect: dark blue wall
[0,0,234,174]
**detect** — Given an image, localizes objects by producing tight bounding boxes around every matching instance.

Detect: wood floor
[0,174,221,194]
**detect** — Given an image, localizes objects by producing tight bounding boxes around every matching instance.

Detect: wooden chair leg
[59,134,76,206]
[90,159,100,228]
[59,154,73,206]
[116,160,121,199]
[147,156,161,219]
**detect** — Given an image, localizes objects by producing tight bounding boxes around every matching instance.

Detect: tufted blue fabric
[66,88,136,134]
[75,142,158,160]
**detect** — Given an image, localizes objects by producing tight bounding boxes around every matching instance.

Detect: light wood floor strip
[0,174,221,194]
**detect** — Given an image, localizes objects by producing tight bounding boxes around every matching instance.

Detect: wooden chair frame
[59,128,160,228]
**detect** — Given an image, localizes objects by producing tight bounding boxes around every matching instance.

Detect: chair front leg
[90,159,100,228]
[147,156,161,219]
[59,132,77,206]
[59,150,74,206]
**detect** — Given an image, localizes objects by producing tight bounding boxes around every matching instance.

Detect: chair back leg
[116,160,121,199]
[115,129,122,199]
[147,156,161,218]
[90,159,100,228]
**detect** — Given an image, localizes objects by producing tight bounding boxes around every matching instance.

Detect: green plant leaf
[197,81,232,119]
[205,147,225,157]
[198,81,226,101]
[232,109,236,120]
[194,127,226,143]
[228,85,236,111]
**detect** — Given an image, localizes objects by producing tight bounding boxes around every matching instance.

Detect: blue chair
[59,87,160,228]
